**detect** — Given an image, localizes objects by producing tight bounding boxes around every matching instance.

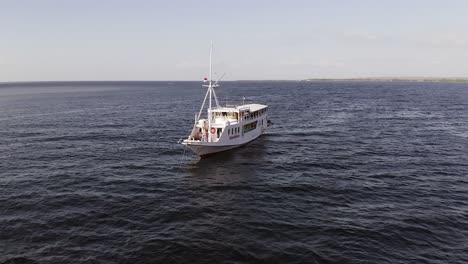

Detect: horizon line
[2,77,468,84]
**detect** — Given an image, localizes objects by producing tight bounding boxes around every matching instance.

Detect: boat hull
[185,144,241,157]
[183,134,260,157]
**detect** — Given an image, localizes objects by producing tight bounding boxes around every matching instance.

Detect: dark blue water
[1,81,467,264]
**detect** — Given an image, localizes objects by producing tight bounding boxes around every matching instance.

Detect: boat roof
[211,103,268,113]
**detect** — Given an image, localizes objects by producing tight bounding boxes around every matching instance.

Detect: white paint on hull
[183,131,262,156]
[185,144,241,156]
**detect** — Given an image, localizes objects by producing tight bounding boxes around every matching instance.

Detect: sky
[1,0,467,81]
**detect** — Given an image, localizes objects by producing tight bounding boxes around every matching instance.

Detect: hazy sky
[1,0,467,81]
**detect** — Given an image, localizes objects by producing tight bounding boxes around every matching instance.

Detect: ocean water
[0,81,467,264]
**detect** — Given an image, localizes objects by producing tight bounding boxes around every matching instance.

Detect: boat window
[243,121,257,134]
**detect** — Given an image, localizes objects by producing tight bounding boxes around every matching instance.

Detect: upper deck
[188,102,270,143]
[210,104,268,114]
[207,103,269,126]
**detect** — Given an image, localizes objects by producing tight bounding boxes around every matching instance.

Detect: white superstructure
[181,45,271,157]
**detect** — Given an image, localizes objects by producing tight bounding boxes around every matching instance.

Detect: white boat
[181,45,271,157]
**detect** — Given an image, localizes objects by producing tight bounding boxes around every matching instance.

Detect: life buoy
[211,127,216,134]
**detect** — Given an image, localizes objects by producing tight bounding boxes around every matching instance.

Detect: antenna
[209,41,213,87]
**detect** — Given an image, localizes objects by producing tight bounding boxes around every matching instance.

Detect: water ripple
[1,81,468,263]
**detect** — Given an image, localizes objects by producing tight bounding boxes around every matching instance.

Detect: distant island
[302,77,468,83]
[236,77,468,83]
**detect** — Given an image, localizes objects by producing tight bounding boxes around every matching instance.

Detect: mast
[197,42,219,143]
[208,42,213,142]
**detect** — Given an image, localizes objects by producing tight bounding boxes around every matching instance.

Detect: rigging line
[197,86,210,121]
[175,145,188,177]
[212,73,226,87]
[212,88,220,108]
[211,73,225,108]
